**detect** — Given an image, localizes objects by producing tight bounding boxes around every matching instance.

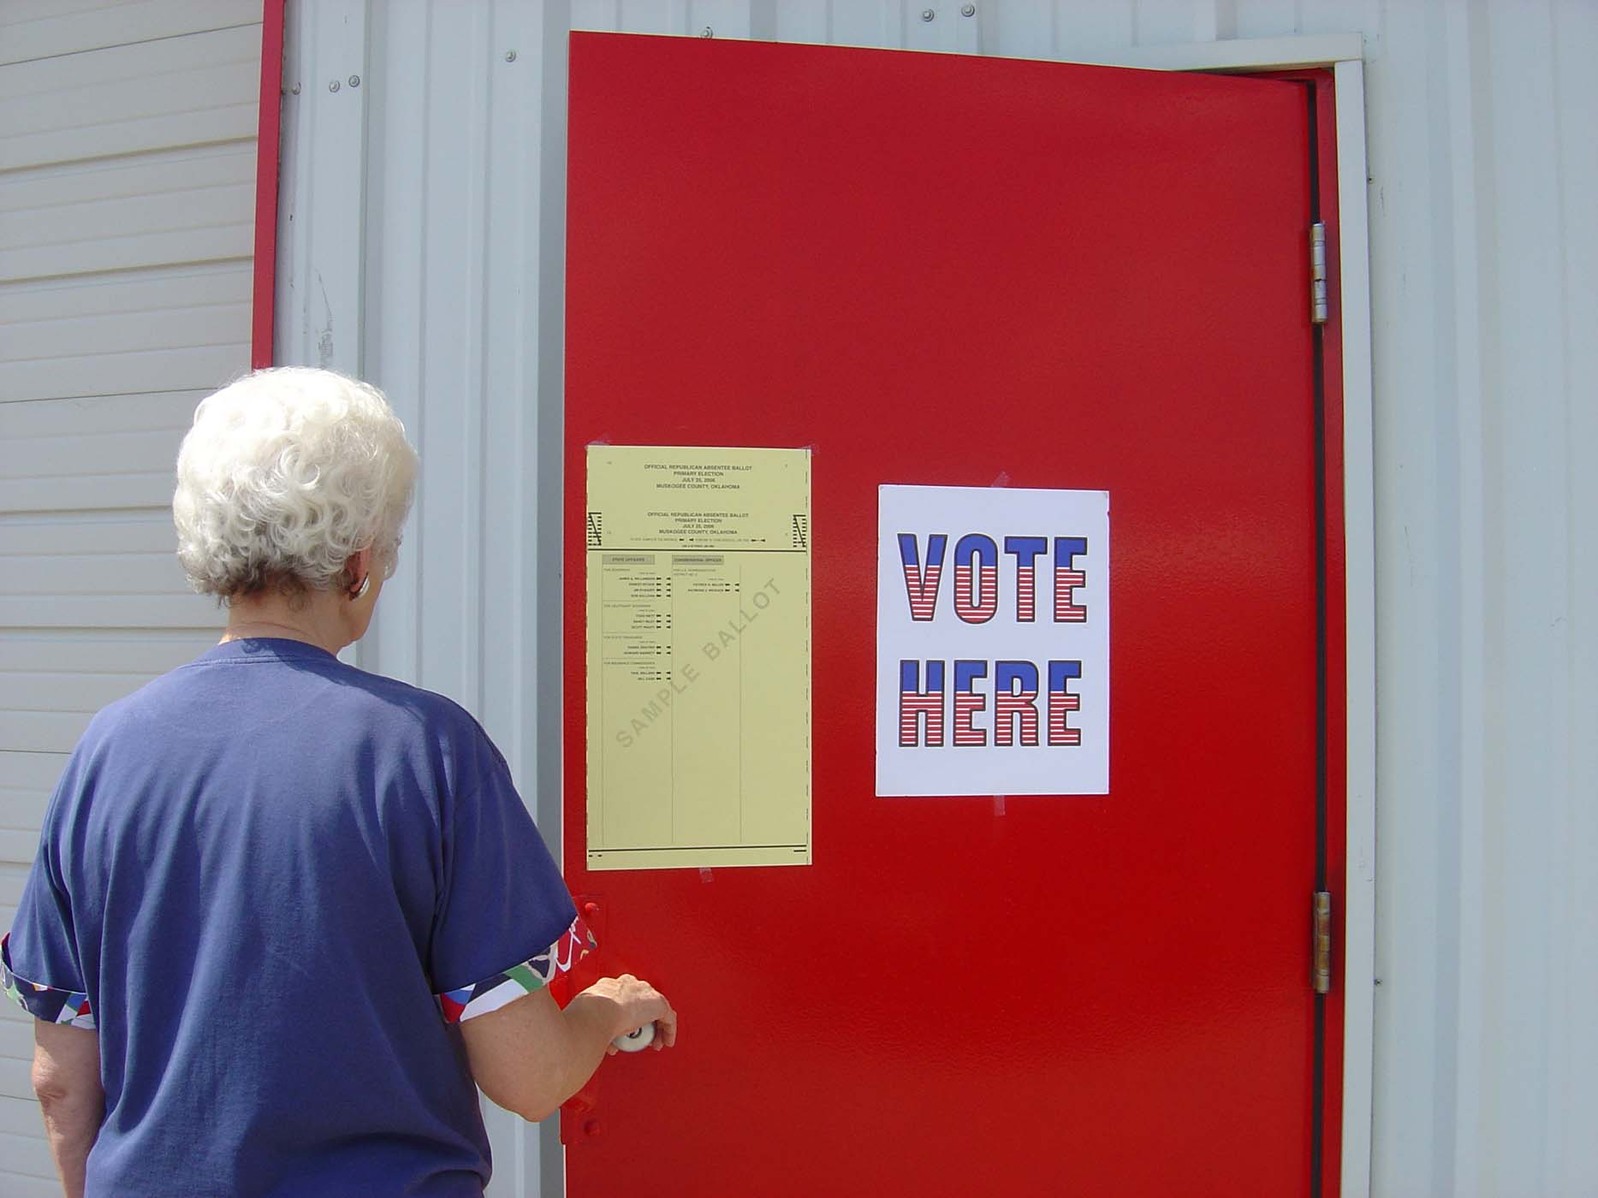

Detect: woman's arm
[32,1022,102,1198]
[461,973,675,1122]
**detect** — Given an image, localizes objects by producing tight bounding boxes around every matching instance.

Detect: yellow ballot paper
[585,446,811,870]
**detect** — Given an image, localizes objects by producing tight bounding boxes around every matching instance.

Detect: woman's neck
[221,591,350,656]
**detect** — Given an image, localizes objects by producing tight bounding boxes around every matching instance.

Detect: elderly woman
[2,367,674,1196]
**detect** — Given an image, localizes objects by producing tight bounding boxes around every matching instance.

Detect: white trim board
[1333,56,1377,1198]
[1060,32,1363,72]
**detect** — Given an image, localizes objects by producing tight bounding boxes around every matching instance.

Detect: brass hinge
[1312,891,1333,994]
[1310,222,1329,324]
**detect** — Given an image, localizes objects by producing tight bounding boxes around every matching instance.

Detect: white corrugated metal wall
[274,2,1596,1196]
[0,1,263,1192]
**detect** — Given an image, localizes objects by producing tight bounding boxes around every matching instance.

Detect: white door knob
[613,1022,656,1052]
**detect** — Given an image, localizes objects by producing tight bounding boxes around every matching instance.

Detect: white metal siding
[0,3,260,1192]
[276,2,1597,1195]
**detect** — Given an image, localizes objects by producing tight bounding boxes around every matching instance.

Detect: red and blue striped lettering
[899,659,945,747]
[1004,536,1047,623]
[952,660,988,745]
[953,534,999,624]
[1053,536,1088,623]
[897,533,947,622]
[993,660,1040,746]
[1047,659,1082,746]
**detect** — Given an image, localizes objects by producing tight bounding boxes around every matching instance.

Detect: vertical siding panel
[903,1,962,52]
[1131,0,1200,46]
[1232,0,1297,38]
[827,0,899,48]
[476,15,537,1184]
[360,0,429,684]
[1441,5,1492,1192]
[1298,0,1376,38]
[688,0,754,39]
[275,0,367,377]
[1481,1,1568,1190]
[1454,11,1501,1188]
[571,0,622,31]
[1365,1,1458,1193]
[1551,2,1598,1191]
[1052,0,1134,56]
[773,0,829,43]
[475,3,540,804]
[1190,0,1234,42]
[618,0,691,35]
[989,0,1057,58]
[411,0,491,707]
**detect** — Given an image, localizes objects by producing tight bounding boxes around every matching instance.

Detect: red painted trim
[250,0,287,370]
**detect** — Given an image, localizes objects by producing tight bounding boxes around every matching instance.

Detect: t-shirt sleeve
[429,737,594,1024]
[3,828,94,1030]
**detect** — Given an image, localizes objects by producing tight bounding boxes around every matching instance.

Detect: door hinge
[1312,891,1333,994]
[1310,222,1329,324]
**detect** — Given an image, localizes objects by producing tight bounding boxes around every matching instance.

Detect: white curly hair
[174,367,418,600]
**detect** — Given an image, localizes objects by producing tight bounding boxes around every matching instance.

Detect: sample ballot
[585,446,811,870]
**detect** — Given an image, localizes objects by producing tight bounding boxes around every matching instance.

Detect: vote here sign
[875,484,1110,797]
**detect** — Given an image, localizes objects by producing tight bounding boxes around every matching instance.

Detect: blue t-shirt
[2,639,588,1196]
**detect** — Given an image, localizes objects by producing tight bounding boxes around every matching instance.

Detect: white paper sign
[875,485,1110,797]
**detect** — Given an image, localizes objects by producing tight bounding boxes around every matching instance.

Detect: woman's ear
[345,547,374,600]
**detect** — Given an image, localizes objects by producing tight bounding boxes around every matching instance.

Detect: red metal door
[563,33,1342,1197]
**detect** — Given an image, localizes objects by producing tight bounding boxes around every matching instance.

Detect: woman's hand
[464,973,678,1122]
[580,973,678,1054]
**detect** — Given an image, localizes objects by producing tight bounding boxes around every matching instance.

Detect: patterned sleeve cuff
[436,913,596,1024]
[1,933,94,1030]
